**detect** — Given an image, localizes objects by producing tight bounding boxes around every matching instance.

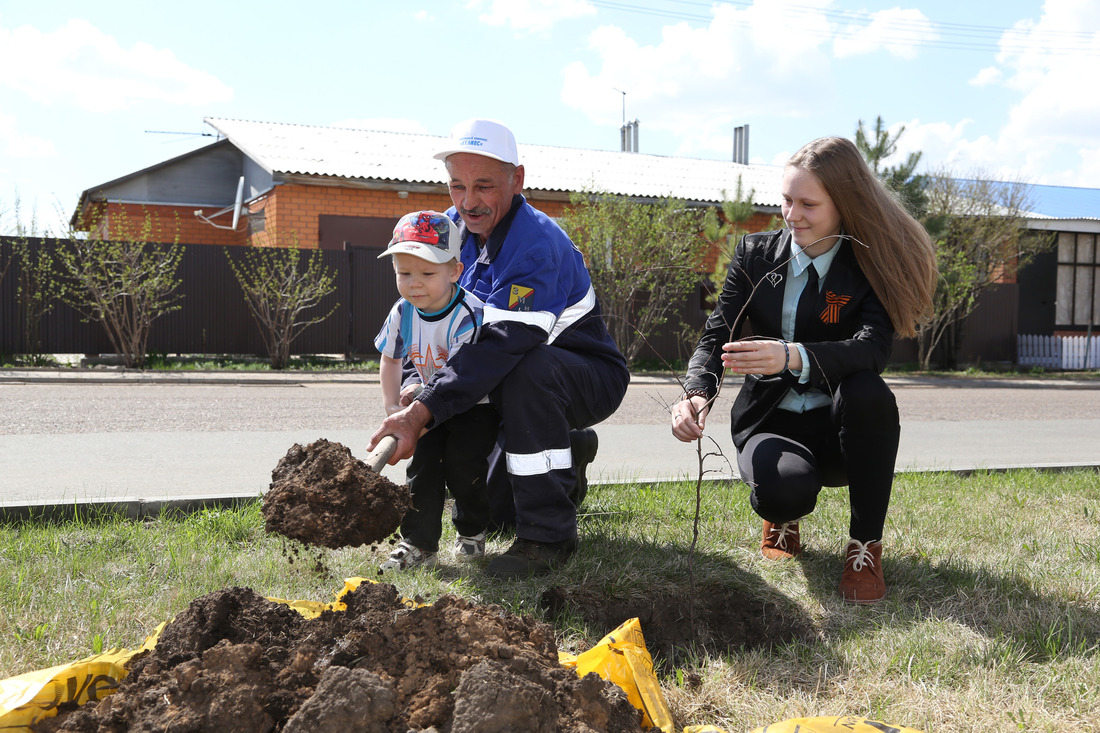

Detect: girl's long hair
[788,136,937,339]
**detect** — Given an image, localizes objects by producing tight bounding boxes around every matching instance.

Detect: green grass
[143,354,380,372]
[2,469,1099,732]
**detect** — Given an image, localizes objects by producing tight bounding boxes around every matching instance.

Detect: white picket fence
[1018,334,1100,370]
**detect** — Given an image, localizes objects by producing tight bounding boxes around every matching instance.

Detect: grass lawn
[2,468,1098,732]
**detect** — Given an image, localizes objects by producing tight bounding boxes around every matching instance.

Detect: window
[1055,232,1099,327]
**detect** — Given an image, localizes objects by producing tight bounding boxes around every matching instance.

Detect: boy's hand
[398,383,423,407]
[368,401,432,464]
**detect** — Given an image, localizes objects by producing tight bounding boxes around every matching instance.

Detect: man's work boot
[568,428,598,508]
[486,537,578,579]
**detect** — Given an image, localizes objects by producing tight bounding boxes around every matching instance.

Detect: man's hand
[367,400,432,465]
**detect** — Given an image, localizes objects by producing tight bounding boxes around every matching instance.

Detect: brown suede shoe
[761,520,801,559]
[839,539,885,604]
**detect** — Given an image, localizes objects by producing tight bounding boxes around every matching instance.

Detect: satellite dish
[231,176,245,230]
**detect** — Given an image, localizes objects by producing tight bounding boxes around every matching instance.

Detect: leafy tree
[856,116,929,218]
[1,194,34,287]
[916,169,1047,369]
[14,238,62,357]
[0,238,11,289]
[854,117,1052,370]
[226,230,338,370]
[702,179,775,308]
[559,193,711,364]
[58,206,185,368]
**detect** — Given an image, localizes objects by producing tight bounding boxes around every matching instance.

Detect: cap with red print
[377,211,461,264]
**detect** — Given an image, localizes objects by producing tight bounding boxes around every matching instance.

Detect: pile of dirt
[35,582,643,733]
[262,439,411,550]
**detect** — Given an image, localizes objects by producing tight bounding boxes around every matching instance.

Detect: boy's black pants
[401,403,498,553]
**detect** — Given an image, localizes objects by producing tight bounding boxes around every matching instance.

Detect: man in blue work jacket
[369,118,629,578]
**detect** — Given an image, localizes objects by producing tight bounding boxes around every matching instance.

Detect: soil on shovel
[262,439,412,550]
[34,582,644,733]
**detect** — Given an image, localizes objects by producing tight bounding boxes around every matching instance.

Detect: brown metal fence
[0,237,397,359]
[2,236,1014,367]
[0,237,704,363]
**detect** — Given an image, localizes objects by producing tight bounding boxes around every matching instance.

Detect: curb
[3,463,1097,524]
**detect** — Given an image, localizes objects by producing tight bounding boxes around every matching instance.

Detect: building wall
[246,184,570,249]
[91,201,250,247]
[697,211,779,274]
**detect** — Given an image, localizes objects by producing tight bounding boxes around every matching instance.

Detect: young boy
[373,210,497,571]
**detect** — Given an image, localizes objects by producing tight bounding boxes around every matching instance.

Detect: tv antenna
[144,130,215,137]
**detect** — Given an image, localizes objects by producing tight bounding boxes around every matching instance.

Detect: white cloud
[561,1,834,157]
[1068,145,1100,187]
[0,18,233,113]
[969,66,1002,86]
[467,0,595,34]
[833,7,938,60]
[329,118,430,134]
[941,0,1100,183]
[877,1,1100,186]
[0,112,56,158]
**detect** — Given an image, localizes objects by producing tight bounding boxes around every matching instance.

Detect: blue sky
[1,0,1098,234]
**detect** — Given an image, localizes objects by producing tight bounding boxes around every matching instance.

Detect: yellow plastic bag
[560,617,675,732]
[743,715,925,733]
[0,621,164,729]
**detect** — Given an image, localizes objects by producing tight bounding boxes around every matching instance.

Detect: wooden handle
[365,435,398,473]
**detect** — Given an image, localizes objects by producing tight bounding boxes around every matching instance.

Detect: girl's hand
[671,395,709,442]
[721,340,792,375]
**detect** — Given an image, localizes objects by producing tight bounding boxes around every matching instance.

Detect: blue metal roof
[1027,183,1100,219]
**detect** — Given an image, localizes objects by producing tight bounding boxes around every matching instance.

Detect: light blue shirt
[777,238,842,413]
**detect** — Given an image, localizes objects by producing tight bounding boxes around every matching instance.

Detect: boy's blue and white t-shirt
[374,286,486,390]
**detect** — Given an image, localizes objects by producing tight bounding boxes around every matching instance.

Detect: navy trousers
[485,344,629,543]
[735,370,900,542]
[401,403,498,552]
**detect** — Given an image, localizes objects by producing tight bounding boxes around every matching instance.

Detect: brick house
[64,118,1098,366]
[71,117,780,265]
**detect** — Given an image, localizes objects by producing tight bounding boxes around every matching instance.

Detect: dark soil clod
[262,439,412,550]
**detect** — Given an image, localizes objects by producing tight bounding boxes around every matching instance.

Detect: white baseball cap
[433,118,520,166]
[377,211,462,264]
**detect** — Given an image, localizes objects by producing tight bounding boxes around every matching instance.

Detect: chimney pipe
[733,124,750,164]
[620,119,640,153]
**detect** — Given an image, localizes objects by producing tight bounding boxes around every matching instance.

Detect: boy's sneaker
[379,541,437,572]
[454,532,486,561]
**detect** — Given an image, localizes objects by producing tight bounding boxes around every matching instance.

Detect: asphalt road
[4,374,1099,433]
[1,372,1098,508]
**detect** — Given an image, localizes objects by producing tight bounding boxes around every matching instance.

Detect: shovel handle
[365,435,398,473]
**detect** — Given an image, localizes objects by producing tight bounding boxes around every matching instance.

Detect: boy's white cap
[377,211,461,264]
[433,118,520,166]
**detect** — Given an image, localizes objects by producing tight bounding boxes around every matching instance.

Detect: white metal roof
[204,117,784,208]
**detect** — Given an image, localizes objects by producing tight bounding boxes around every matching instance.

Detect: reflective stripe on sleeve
[548,285,596,343]
[483,305,556,334]
[505,447,573,476]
